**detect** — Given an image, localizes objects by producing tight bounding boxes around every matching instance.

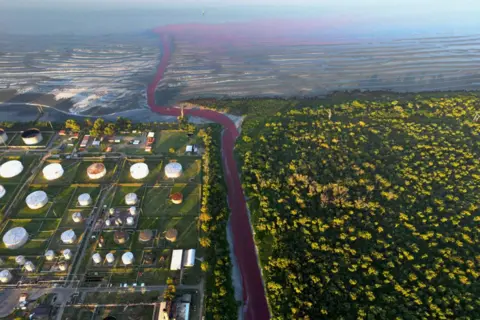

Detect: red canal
[147,33,270,320]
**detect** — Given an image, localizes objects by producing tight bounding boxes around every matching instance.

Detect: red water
[147,33,270,320]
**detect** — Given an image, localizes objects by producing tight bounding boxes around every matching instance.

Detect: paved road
[147,33,270,320]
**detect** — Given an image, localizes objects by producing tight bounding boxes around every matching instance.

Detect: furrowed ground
[237,95,480,319]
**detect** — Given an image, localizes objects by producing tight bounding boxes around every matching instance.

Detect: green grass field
[142,184,200,217]
[155,130,190,154]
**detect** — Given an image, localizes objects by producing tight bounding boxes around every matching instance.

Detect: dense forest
[236,95,480,319]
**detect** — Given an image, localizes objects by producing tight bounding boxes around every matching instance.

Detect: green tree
[65,119,80,132]
[104,123,115,136]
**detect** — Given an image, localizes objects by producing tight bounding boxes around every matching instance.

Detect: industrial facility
[21,128,43,145]
[165,162,183,178]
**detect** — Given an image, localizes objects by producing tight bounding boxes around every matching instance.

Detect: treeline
[238,94,480,319]
[199,125,237,319]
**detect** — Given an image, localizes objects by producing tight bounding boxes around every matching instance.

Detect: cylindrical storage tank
[130,163,149,180]
[114,231,129,244]
[105,219,111,227]
[0,270,12,283]
[42,163,64,181]
[106,253,115,264]
[129,206,137,216]
[63,249,72,260]
[0,160,24,178]
[61,229,77,244]
[0,129,8,144]
[115,218,123,226]
[15,255,26,266]
[21,128,43,145]
[58,262,68,271]
[45,250,55,261]
[139,230,153,243]
[3,227,29,249]
[87,163,106,180]
[164,162,183,179]
[121,252,134,265]
[125,193,138,205]
[126,217,134,226]
[24,261,35,272]
[78,193,92,206]
[72,212,83,223]
[26,191,48,210]
[0,185,6,200]
[170,192,183,205]
[92,253,102,264]
[165,229,178,242]
[184,249,196,267]
[108,208,115,215]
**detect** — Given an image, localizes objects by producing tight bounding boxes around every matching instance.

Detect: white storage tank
[72,212,83,223]
[92,253,102,264]
[129,206,137,216]
[42,163,64,181]
[0,160,24,178]
[87,163,107,180]
[58,262,68,271]
[105,219,111,227]
[115,218,123,226]
[21,128,43,145]
[24,261,35,272]
[108,208,115,215]
[15,255,26,266]
[78,193,92,206]
[0,270,12,283]
[0,129,8,144]
[130,163,149,180]
[125,193,138,205]
[63,249,72,260]
[61,229,77,244]
[3,227,29,249]
[164,162,183,179]
[126,216,134,226]
[45,250,55,261]
[0,185,6,200]
[122,252,134,265]
[106,253,115,264]
[26,191,48,210]
[183,249,196,267]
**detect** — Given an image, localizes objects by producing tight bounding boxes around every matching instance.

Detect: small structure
[183,249,196,267]
[0,185,5,200]
[63,249,72,260]
[105,219,112,227]
[26,191,48,210]
[125,193,138,205]
[3,227,28,249]
[15,255,26,266]
[92,253,102,264]
[165,229,178,242]
[122,252,134,265]
[42,163,64,181]
[21,128,43,145]
[176,302,191,320]
[109,208,115,216]
[61,229,76,244]
[129,206,137,216]
[114,231,129,245]
[106,253,115,264]
[0,160,24,178]
[78,193,92,206]
[165,162,183,179]
[58,262,68,271]
[87,163,107,180]
[44,250,55,261]
[0,270,12,283]
[115,218,123,226]
[126,217,134,226]
[0,129,8,144]
[170,192,183,204]
[139,230,153,243]
[24,261,35,272]
[31,304,52,319]
[72,212,83,223]
[130,163,149,180]
[170,249,183,270]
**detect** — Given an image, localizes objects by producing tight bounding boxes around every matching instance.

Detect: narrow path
[147,34,270,320]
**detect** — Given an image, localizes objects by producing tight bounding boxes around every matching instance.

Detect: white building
[170,249,183,271]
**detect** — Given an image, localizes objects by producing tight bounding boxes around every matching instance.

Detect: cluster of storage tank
[92,252,133,265]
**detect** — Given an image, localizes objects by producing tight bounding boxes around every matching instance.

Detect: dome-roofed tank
[0,185,6,200]
[0,270,12,283]
[0,160,24,178]
[58,262,68,271]
[61,229,77,244]
[26,191,48,210]
[122,252,134,265]
[105,219,111,227]
[165,229,178,242]
[164,162,183,179]
[92,253,102,264]
[63,249,72,260]
[106,253,115,264]
[45,250,55,261]
[21,128,43,145]
[126,217,134,226]
[129,206,137,216]
[42,163,64,181]
[72,212,83,223]
[130,163,149,180]
[87,163,107,180]
[139,230,153,243]
[170,192,183,204]
[78,193,92,206]
[24,261,35,272]
[114,231,129,245]
[15,255,26,266]
[125,193,138,205]
[3,227,28,249]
